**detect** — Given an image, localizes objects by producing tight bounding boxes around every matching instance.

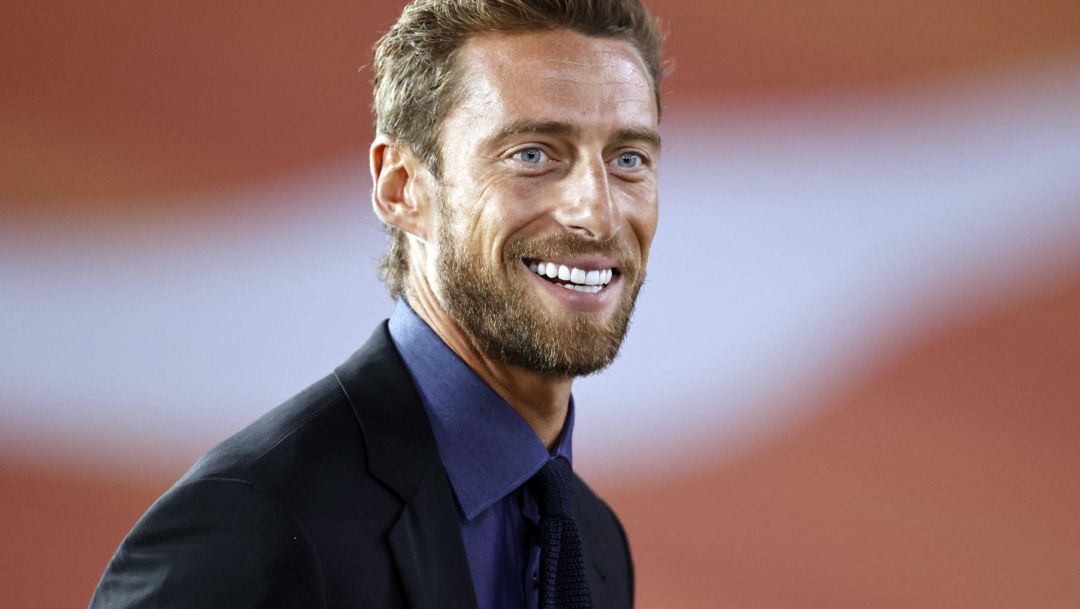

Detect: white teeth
[558,283,597,293]
[529,259,615,290]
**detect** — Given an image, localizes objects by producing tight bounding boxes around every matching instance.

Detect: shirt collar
[388,301,574,521]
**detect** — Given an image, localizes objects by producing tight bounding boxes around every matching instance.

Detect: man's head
[371,0,664,377]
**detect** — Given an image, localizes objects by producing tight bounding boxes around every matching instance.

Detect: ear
[370,135,435,241]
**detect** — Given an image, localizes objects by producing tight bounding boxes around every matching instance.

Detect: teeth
[529,259,615,289]
[558,283,600,293]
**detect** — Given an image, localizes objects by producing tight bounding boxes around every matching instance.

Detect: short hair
[372,0,666,299]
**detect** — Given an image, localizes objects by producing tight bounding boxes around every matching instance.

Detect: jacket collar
[334,321,478,609]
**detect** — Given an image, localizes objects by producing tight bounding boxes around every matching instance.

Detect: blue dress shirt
[388,302,574,609]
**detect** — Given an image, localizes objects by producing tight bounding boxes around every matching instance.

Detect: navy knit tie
[531,457,592,609]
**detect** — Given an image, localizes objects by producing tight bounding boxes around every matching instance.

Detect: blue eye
[616,152,643,168]
[513,147,548,164]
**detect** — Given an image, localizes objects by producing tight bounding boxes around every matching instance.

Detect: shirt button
[532,572,539,587]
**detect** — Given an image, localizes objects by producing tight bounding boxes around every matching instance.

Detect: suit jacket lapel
[387,463,478,609]
[335,322,478,609]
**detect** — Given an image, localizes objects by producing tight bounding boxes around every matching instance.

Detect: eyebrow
[482,120,662,153]
[483,120,579,148]
[613,126,663,153]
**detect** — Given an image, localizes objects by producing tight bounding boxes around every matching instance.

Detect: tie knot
[531,457,575,517]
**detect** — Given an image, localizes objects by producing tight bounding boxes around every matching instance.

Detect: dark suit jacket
[89,322,634,609]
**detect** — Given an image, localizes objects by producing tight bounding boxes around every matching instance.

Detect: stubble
[434,199,645,377]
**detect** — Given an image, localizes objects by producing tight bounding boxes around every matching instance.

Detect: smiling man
[90,2,663,608]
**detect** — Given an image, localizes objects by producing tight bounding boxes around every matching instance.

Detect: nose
[553,157,621,240]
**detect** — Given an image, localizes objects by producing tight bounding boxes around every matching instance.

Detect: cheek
[617,184,660,257]
[480,182,553,249]
[454,188,532,263]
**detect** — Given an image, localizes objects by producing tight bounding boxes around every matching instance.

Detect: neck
[406,283,572,450]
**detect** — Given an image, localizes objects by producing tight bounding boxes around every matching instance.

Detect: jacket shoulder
[179,372,351,486]
[91,323,417,608]
[90,369,357,608]
[180,321,411,493]
[90,476,325,608]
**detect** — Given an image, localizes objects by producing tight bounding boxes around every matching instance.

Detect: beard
[433,203,645,378]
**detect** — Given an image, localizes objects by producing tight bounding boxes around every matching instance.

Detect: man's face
[423,29,660,377]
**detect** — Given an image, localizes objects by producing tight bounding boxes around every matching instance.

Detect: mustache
[505,232,638,271]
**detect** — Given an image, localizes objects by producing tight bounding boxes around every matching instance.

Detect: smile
[526,259,615,294]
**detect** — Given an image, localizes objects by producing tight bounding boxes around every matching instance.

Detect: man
[90,1,663,607]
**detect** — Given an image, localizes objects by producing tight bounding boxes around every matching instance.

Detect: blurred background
[3,1,1080,607]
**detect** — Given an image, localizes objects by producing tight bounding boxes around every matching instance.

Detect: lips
[526,259,615,294]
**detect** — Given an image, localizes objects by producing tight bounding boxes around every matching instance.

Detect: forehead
[446,29,658,136]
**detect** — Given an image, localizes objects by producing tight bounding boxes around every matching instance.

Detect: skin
[370,29,660,448]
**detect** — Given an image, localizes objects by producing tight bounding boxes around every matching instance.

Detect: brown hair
[371,0,666,299]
